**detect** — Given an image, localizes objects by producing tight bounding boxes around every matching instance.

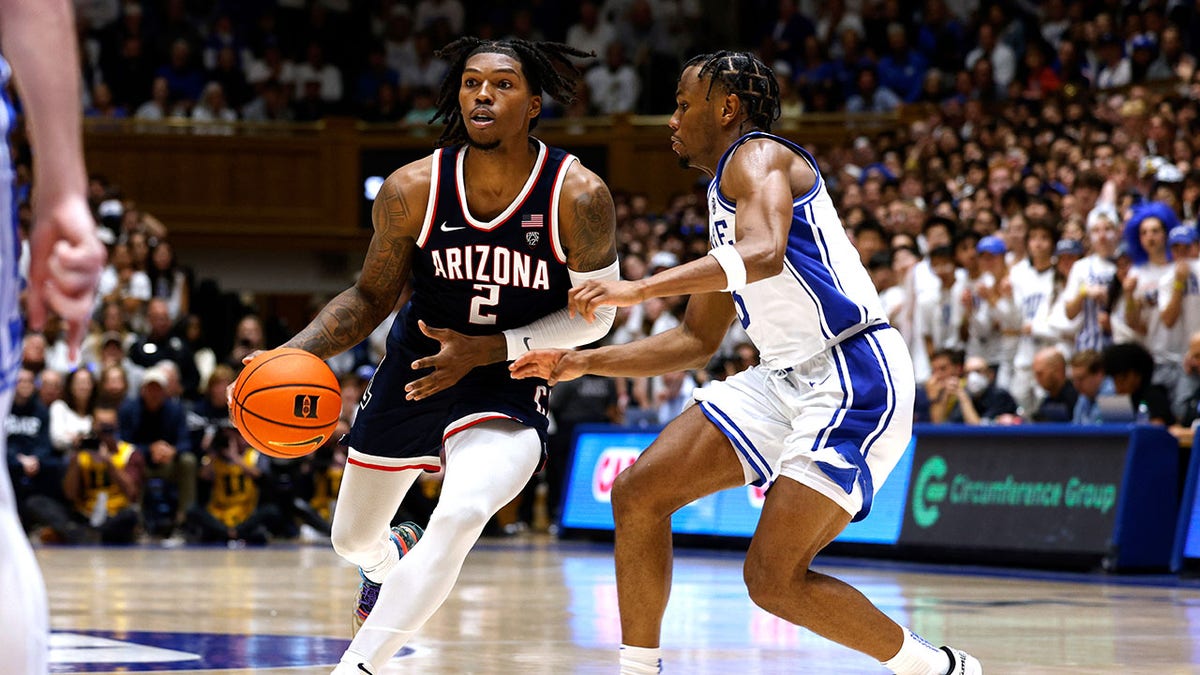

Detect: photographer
[26,406,143,544]
[260,418,350,542]
[185,424,276,546]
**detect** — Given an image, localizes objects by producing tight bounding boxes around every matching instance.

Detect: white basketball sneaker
[940,646,983,674]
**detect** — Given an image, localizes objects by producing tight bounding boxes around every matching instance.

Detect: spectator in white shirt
[1120,203,1182,384]
[1009,220,1066,412]
[414,0,464,35]
[919,245,969,363]
[965,23,1016,89]
[566,1,617,66]
[1095,32,1131,89]
[1160,223,1200,374]
[293,41,343,104]
[1064,208,1121,353]
[585,41,640,114]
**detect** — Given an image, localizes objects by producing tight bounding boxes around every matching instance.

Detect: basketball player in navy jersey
[0,1,107,672]
[258,39,618,675]
[513,52,983,674]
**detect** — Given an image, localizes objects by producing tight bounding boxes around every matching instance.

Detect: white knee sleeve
[330,461,420,577]
[346,420,542,667]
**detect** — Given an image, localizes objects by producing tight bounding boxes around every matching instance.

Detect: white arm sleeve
[502,259,620,360]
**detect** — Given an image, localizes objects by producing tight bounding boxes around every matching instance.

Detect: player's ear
[529,94,542,121]
[720,92,740,127]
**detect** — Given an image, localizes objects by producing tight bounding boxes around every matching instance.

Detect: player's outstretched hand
[568,279,643,322]
[510,348,586,386]
[25,195,105,361]
[406,320,492,400]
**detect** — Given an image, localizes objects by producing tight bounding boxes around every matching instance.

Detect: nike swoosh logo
[440,222,466,232]
[269,435,325,448]
[523,336,533,350]
[357,664,374,675]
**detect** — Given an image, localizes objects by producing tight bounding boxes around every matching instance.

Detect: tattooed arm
[284,159,429,359]
[559,162,619,273]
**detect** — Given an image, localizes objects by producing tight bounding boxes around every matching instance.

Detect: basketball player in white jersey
[513,52,982,675]
[0,2,107,672]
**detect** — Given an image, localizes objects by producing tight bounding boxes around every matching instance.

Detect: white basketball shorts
[693,326,914,522]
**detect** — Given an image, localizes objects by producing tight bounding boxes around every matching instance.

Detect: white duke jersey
[0,55,17,394]
[708,132,886,369]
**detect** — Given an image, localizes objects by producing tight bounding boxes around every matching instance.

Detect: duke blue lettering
[706,132,887,368]
[347,140,574,470]
[692,132,914,521]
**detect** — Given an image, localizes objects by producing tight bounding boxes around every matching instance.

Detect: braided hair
[431,38,593,148]
[684,51,781,132]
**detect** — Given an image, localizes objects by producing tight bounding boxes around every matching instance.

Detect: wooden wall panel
[81,112,904,252]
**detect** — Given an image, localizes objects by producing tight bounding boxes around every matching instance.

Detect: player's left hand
[25,195,106,361]
[509,348,585,385]
[405,320,498,400]
[568,279,644,322]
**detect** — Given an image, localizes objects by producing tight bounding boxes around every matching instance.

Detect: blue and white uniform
[0,53,22,509]
[692,132,915,521]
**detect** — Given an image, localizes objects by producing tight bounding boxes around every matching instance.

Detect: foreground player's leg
[331,462,420,582]
[745,477,977,675]
[610,407,745,675]
[0,391,49,675]
[330,461,423,634]
[333,419,542,674]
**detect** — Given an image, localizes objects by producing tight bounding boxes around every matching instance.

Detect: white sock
[360,532,401,585]
[620,644,662,674]
[881,628,951,675]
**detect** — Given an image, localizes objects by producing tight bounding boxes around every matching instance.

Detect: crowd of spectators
[10,0,1200,545]
[70,1,1200,125]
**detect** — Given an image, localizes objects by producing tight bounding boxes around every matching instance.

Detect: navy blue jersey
[398,138,574,344]
[348,139,576,468]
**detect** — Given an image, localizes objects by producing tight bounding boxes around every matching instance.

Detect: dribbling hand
[568,279,643,322]
[509,348,586,385]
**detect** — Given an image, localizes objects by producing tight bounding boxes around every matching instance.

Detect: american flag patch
[521,214,544,228]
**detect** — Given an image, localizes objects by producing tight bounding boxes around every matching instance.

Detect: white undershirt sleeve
[502,259,620,360]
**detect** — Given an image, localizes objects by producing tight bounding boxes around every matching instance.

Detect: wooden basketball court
[38,537,1200,674]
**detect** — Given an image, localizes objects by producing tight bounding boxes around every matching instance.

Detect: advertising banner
[560,427,913,545]
[900,432,1127,554]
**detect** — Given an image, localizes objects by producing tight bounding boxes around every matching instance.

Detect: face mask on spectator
[965,371,989,397]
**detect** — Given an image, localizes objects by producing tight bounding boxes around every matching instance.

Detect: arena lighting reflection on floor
[561,554,913,649]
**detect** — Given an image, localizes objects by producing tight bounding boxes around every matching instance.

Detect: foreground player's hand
[25,195,106,361]
[510,349,586,385]
[568,279,644,322]
[406,320,500,400]
[225,350,264,408]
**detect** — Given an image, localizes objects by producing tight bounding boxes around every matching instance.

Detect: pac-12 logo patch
[526,231,540,247]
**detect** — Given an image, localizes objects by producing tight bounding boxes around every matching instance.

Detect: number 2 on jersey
[469,283,500,325]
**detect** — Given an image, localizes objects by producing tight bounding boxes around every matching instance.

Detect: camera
[79,435,101,451]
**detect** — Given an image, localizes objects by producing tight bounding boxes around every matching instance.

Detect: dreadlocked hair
[431,37,593,148]
[684,51,781,132]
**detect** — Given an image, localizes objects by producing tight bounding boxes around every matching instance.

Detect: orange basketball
[231,348,341,459]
